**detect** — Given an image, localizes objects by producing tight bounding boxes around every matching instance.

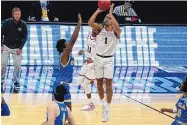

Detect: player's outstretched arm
[160,108,175,113]
[69,13,82,47]
[41,102,56,125]
[60,13,82,65]
[109,3,121,38]
[88,9,104,31]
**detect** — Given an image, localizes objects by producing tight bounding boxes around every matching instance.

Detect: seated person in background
[1,96,10,116]
[113,1,140,23]
[29,0,59,22]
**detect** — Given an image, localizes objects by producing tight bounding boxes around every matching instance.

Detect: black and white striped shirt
[113,5,137,17]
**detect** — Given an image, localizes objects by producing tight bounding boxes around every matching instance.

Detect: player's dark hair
[56,39,66,53]
[53,84,67,102]
[180,76,187,92]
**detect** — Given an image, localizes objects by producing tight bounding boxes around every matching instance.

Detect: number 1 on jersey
[105,37,107,44]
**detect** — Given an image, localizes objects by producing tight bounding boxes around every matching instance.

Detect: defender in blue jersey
[161,76,187,125]
[41,84,76,125]
[53,13,82,111]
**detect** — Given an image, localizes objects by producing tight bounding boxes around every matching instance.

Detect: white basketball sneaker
[81,102,95,111]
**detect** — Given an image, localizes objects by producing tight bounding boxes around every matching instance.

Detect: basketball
[98,0,111,11]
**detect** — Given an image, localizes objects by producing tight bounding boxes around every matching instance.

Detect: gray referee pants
[1,45,21,83]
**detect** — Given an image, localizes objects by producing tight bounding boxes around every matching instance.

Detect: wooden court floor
[1,93,179,125]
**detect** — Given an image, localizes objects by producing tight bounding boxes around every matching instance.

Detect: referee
[1,7,28,93]
[113,1,139,23]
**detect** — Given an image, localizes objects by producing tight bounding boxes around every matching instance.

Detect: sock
[107,103,111,108]
[88,98,93,104]
[101,99,105,104]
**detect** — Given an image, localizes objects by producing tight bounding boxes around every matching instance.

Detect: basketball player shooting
[53,13,82,111]
[78,29,98,111]
[88,3,121,122]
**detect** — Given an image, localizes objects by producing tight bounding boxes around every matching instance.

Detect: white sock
[88,98,93,104]
[101,99,105,104]
[107,103,111,108]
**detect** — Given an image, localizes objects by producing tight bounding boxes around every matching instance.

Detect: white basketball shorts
[94,55,114,79]
[79,62,95,80]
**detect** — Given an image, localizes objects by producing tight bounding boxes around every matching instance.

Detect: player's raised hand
[78,13,82,25]
[109,3,114,14]
[96,8,105,13]
[78,50,84,55]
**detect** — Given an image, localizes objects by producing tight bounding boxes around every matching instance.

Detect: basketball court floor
[1,66,187,125]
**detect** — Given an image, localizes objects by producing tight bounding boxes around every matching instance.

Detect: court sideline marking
[122,93,175,119]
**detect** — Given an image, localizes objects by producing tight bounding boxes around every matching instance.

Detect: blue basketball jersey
[175,95,187,123]
[46,101,68,125]
[56,53,74,83]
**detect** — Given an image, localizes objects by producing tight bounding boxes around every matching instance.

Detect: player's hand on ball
[78,13,82,25]
[96,8,105,13]
[78,50,84,55]
[160,108,166,113]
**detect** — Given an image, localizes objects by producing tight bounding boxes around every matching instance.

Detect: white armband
[173,108,177,113]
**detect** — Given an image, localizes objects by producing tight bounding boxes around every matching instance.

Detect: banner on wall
[7,24,187,67]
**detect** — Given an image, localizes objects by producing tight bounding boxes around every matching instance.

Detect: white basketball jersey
[96,27,119,56]
[85,32,96,61]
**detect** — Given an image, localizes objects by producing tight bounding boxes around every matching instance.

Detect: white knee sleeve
[77,75,85,85]
[82,78,91,94]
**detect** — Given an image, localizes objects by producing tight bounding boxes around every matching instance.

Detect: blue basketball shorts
[52,81,71,105]
[171,120,185,125]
